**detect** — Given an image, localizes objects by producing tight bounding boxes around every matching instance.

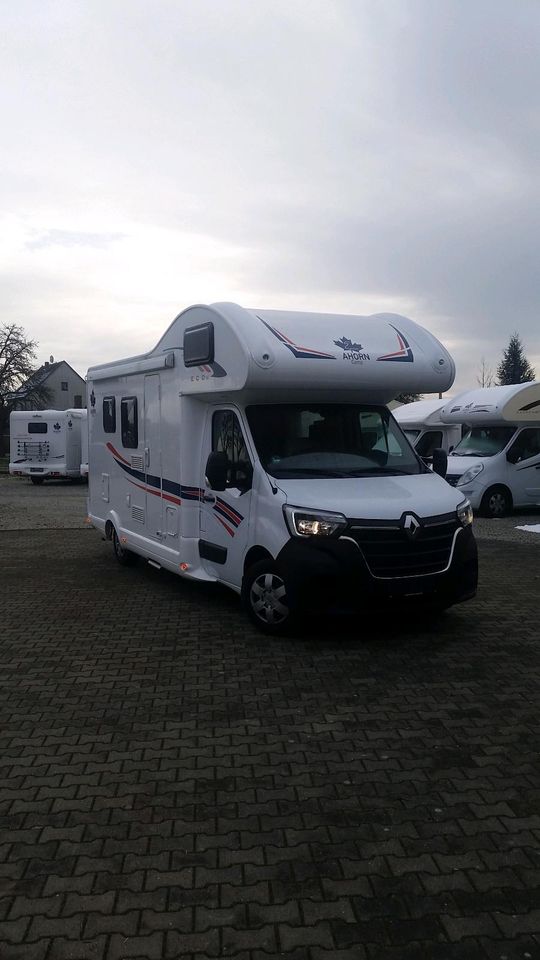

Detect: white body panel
[9,409,86,480]
[394,399,462,455]
[86,302,468,600]
[443,384,540,510]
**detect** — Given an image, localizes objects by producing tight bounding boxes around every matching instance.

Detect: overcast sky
[1,0,539,393]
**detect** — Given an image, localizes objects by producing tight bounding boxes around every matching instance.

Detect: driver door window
[508,428,540,464]
[212,411,252,490]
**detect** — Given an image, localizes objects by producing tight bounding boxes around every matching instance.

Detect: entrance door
[144,375,163,540]
[199,408,253,586]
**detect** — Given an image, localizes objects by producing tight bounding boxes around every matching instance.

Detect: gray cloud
[1,0,539,389]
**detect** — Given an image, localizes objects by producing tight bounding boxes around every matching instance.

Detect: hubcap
[489,493,506,516]
[250,572,289,625]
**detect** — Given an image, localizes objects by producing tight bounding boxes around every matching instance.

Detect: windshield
[450,425,516,458]
[246,403,424,478]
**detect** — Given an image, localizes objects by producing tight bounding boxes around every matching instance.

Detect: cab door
[507,428,540,504]
[199,408,253,586]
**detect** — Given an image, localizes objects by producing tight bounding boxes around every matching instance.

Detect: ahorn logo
[334,336,370,363]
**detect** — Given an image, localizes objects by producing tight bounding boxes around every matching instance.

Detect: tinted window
[103,396,116,433]
[28,422,47,434]
[212,410,252,489]
[246,404,423,478]
[184,322,214,367]
[73,395,83,408]
[508,428,540,463]
[416,431,443,458]
[61,381,68,391]
[121,397,138,449]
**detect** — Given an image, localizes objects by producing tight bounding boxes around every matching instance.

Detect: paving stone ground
[1,520,540,959]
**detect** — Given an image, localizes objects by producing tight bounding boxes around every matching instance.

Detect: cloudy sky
[1,0,539,392]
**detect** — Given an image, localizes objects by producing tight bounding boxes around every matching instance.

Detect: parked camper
[394,398,462,459]
[87,302,477,633]
[9,409,86,484]
[442,382,540,517]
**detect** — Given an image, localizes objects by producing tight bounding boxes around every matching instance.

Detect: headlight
[457,463,484,486]
[283,505,347,538]
[457,499,473,527]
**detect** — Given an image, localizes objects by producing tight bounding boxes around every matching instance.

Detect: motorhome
[394,398,462,459]
[442,382,540,517]
[9,409,86,484]
[87,302,477,633]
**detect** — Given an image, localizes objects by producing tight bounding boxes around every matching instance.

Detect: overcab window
[103,397,116,433]
[121,397,138,449]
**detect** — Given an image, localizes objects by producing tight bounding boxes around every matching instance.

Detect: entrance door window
[212,411,252,490]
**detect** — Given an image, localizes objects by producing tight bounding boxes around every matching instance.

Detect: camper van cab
[9,409,86,484]
[394,398,462,459]
[442,383,540,517]
[87,303,477,633]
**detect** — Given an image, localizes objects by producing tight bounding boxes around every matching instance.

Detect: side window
[508,428,540,463]
[28,422,48,434]
[103,397,116,433]
[416,431,443,458]
[73,395,83,408]
[61,381,68,391]
[212,411,252,490]
[120,397,138,449]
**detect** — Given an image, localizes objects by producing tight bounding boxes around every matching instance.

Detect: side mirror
[205,450,228,490]
[432,447,448,479]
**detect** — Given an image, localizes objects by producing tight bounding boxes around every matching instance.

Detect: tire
[242,560,296,635]
[479,485,512,518]
[30,477,44,485]
[112,527,137,566]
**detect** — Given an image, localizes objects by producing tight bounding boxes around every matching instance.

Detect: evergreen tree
[395,393,422,404]
[497,332,535,385]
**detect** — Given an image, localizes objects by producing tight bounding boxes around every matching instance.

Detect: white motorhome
[442,382,540,517]
[9,409,86,484]
[87,302,477,633]
[394,398,462,459]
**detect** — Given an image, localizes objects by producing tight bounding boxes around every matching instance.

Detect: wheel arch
[243,545,274,576]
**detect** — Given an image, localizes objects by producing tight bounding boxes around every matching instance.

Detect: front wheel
[242,560,296,635]
[479,485,512,518]
[112,527,137,566]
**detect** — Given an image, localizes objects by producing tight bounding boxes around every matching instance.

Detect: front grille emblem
[402,513,421,540]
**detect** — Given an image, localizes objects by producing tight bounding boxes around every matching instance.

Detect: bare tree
[0,323,51,440]
[476,357,495,388]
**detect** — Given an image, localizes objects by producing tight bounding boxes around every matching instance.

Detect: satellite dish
[49,355,54,363]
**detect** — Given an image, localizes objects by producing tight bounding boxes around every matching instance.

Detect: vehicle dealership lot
[1,477,540,958]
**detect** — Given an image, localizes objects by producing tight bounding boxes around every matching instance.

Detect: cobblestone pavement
[1,525,540,959]
[0,476,88,530]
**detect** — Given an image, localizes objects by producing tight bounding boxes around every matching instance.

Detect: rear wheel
[242,560,296,635]
[479,485,512,518]
[112,528,137,566]
[30,477,44,485]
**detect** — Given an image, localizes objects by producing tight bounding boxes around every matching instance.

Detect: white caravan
[394,398,462,459]
[87,302,477,633]
[9,409,87,484]
[442,382,540,516]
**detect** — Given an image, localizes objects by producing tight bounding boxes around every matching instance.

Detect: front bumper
[277,525,478,613]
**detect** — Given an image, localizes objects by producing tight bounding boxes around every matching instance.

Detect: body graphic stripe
[215,515,235,536]
[377,325,414,363]
[259,318,336,360]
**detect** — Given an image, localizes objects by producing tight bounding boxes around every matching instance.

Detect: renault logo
[403,513,421,540]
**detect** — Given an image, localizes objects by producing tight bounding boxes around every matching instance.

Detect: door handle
[202,494,216,503]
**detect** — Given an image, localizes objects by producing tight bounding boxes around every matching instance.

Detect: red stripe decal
[215,515,235,537]
[106,441,131,466]
[128,479,181,505]
[216,501,242,524]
